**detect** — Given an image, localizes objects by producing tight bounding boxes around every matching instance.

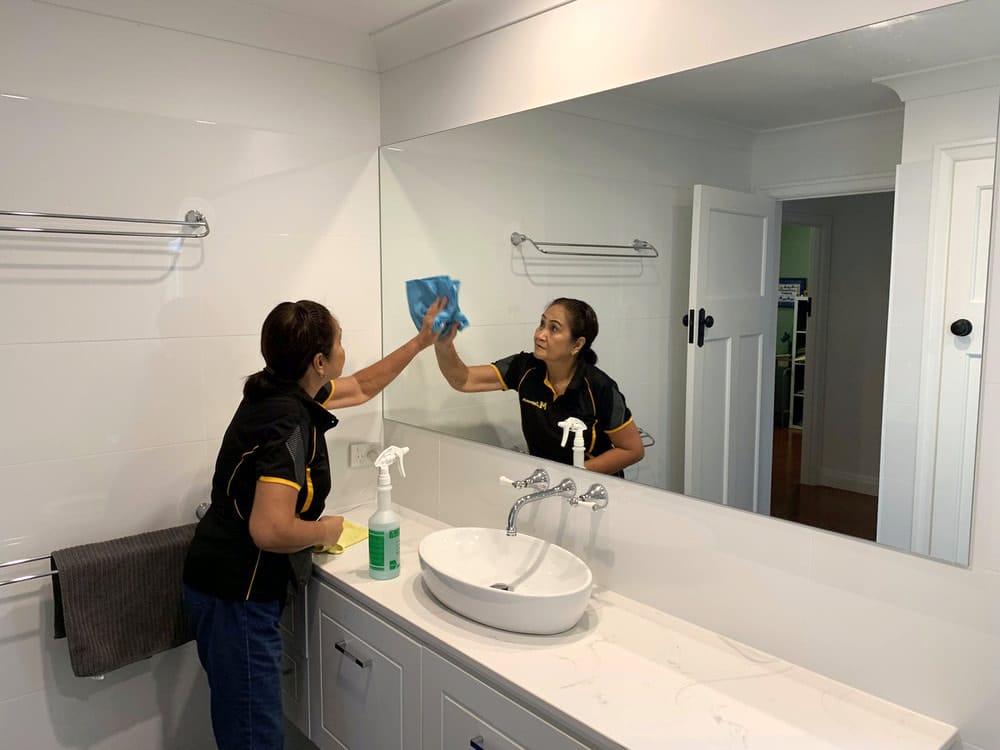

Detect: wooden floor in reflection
[770,428,878,541]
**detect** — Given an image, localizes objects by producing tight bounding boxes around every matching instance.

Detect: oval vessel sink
[418,527,592,635]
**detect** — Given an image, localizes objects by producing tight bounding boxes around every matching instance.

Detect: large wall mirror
[380,0,1000,565]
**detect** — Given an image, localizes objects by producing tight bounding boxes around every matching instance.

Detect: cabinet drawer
[309,579,421,750]
[422,650,592,750]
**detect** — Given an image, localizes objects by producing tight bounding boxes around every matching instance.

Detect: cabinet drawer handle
[334,640,371,669]
[470,736,486,750]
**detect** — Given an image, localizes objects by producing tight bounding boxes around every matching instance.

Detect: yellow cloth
[314,519,368,555]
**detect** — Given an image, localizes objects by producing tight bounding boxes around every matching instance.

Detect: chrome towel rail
[0,209,209,239]
[510,231,658,258]
[0,555,56,587]
[0,505,206,587]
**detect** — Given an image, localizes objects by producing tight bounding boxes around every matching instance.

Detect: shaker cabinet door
[422,649,591,750]
[281,584,310,737]
[309,579,422,750]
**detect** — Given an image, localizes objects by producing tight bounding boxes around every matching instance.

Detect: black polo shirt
[492,352,633,468]
[183,377,338,602]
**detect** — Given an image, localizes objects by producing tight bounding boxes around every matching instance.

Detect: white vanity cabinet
[307,578,422,750]
[421,649,591,750]
[280,584,311,738]
[305,576,600,750]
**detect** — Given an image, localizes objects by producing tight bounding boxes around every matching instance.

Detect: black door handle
[697,308,715,347]
[683,308,695,344]
[950,318,973,337]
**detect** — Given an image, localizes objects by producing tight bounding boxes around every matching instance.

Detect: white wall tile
[0,3,381,748]
[382,421,441,518]
[0,339,206,466]
[0,645,212,750]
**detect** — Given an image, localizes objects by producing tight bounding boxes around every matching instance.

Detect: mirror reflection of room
[431,296,646,476]
[380,0,1000,565]
[771,194,894,545]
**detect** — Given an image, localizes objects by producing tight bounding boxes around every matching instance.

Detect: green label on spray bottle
[369,530,385,569]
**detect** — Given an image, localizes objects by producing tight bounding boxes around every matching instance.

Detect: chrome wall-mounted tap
[505,477,576,536]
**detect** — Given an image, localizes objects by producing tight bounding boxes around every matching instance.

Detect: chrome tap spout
[506,477,576,536]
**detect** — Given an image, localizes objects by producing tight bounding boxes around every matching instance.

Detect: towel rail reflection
[0,209,210,239]
[510,231,658,258]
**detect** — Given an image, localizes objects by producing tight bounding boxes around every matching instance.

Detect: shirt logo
[521,397,547,410]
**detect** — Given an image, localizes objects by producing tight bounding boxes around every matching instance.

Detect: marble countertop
[312,502,959,750]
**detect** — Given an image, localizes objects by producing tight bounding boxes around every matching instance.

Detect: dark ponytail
[549,297,599,365]
[244,300,336,398]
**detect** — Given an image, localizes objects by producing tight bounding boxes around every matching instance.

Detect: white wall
[379,0,959,143]
[783,192,895,495]
[752,109,904,196]
[0,2,382,747]
[380,98,752,491]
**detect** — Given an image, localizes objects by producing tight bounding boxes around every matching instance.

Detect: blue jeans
[183,585,285,750]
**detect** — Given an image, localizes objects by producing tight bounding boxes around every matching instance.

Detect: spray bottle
[368,446,408,580]
[557,418,588,468]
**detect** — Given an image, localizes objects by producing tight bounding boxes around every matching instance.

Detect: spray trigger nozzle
[374,445,409,478]
[557,417,587,448]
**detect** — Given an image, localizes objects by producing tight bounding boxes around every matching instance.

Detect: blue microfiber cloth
[406,275,470,335]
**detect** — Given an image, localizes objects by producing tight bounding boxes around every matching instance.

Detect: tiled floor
[769,427,878,541]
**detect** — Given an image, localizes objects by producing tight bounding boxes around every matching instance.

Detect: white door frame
[911,137,997,559]
[778,210,833,486]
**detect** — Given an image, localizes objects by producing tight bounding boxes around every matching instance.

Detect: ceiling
[617,0,1000,131]
[39,0,576,71]
[242,0,446,34]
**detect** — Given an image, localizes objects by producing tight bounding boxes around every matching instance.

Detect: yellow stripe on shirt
[259,476,302,491]
[321,379,336,407]
[606,416,634,434]
[490,364,508,390]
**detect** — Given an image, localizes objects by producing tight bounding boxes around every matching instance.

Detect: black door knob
[950,318,973,337]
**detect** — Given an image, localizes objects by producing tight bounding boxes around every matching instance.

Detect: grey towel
[51,524,196,677]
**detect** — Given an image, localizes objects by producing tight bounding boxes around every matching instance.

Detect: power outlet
[349,442,381,468]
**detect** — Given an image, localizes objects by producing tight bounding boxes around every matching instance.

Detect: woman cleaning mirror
[433,298,645,475]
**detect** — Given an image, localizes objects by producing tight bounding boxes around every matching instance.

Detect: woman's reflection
[434,298,644,475]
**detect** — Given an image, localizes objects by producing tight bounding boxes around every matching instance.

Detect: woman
[182,296,445,750]
[434,297,644,475]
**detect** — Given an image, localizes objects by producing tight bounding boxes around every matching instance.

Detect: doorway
[769,192,895,541]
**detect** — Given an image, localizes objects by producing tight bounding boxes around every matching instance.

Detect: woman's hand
[317,515,345,547]
[416,296,449,349]
[435,321,459,348]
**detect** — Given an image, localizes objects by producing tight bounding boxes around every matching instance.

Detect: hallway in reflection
[769,428,877,541]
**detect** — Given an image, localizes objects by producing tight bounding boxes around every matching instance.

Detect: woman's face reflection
[533,304,582,364]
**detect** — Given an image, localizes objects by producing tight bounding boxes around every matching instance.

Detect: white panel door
[684,185,779,513]
[930,152,995,565]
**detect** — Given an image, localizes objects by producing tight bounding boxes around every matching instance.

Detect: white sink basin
[418,527,593,635]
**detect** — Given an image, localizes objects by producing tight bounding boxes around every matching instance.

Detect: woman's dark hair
[549,297,599,365]
[244,300,336,398]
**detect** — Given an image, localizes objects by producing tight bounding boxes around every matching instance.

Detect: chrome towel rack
[510,231,658,258]
[0,209,210,239]
[0,505,207,587]
[0,555,56,587]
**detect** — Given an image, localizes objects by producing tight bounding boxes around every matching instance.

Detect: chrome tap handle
[571,484,609,511]
[549,477,577,497]
[499,467,549,490]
